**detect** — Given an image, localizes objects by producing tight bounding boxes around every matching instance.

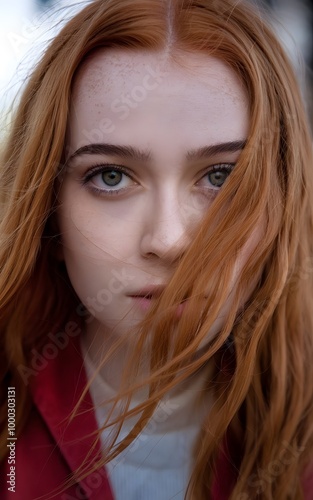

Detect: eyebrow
[68,140,246,163]
[186,140,246,160]
[68,143,151,163]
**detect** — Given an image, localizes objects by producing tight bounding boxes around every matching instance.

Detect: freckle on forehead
[73,49,246,105]
[73,51,146,104]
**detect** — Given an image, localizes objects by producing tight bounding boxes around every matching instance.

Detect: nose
[139,188,197,263]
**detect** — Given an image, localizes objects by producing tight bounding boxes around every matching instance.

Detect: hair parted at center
[0,0,313,498]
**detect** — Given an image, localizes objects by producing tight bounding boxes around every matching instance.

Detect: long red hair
[1,0,313,498]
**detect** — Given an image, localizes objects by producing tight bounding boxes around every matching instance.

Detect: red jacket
[1,332,312,499]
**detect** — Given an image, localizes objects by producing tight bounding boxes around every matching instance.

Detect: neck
[82,320,215,397]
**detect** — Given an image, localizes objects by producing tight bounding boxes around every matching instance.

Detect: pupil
[209,171,228,187]
[102,170,122,186]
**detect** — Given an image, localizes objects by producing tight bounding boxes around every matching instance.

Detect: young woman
[1,0,313,498]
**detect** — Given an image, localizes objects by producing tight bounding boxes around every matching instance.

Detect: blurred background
[0,0,312,138]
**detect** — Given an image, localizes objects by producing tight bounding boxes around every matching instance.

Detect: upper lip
[128,285,166,299]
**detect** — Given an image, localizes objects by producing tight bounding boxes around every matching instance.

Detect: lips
[128,285,166,299]
[128,285,192,318]
[128,285,166,313]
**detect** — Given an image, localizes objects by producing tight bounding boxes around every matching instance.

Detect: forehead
[68,48,248,153]
[72,48,247,107]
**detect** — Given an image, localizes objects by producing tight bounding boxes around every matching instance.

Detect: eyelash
[81,162,235,197]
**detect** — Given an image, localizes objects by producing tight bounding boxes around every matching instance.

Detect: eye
[100,169,123,187]
[198,163,234,190]
[82,164,136,195]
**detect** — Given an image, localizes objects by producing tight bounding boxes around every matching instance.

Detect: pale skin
[58,48,259,390]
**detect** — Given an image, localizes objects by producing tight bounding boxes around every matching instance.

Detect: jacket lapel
[29,327,114,499]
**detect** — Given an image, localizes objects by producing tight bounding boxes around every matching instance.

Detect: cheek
[57,200,136,305]
[57,208,108,299]
[57,183,141,260]
[60,236,112,299]
[58,202,113,261]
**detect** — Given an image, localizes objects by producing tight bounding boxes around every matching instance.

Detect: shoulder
[1,331,114,500]
[0,404,76,499]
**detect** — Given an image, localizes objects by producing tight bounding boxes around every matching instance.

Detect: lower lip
[130,297,188,317]
[130,296,153,312]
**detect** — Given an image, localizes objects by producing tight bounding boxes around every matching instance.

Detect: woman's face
[58,48,256,349]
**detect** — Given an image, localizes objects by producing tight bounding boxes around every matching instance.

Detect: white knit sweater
[82,338,213,500]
